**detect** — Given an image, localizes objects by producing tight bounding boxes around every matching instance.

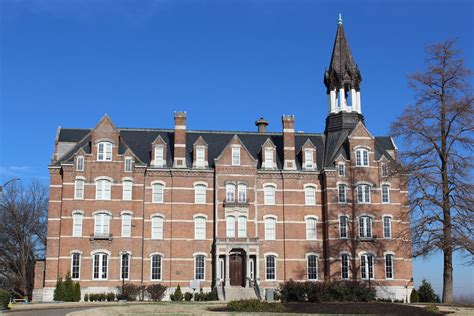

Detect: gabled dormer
[261,138,277,170]
[91,115,120,162]
[151,135,167,168]
[193,136,208,169]
[122,148,137,173]
[334,153,348,177]
[75,148,87,172]
[215,135,257,168]
[301,139,317,171]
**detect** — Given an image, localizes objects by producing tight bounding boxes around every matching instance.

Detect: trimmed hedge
[0,290,10,310]
[280,280,376,302]
[194,288,218,301]
[227,300,286,312]
[146,284,167,301]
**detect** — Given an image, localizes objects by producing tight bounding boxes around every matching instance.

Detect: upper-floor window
[122,180,132,201]
[121,213,132,237]
[226,184,235,202]
[381,185,390,203]
[238,184,247,203]
[237,216,247,238]
[305,149,314,169]
[383,216,392,238]
[121,253,130,280]
[355,148,369,166]
[381,163,389,176]
[92,253,108,280]
[151,216,164,240]
[97,142,112,161]
[195,148,205,167]
[76,156,84,171]
[226,216,235,238]
[154,146,165,167]
[360,254,374,280]
[96,179,112,200]
[194,184,206,204]
[74,179,84,200]
[305,186,316,205]
[338,163,345,176]
[71,252,81,280]
[341,254,349,279]
[265,217,276,240]
[264,185,276,205]
[265,255,276,280]
[359,216,373,238]
[72,212,83,237]
[94,213,110,237]
[151,254,162,280]
[338,184,347,203]
[264,148,274,168]
[339,215,348,238]
[194,216,206,240]
[195,255,206,280]
[385,254,394,279]
[307,255,318,280]
[152,183,164,203]
[232,147,240,166]
[357,184,371,203]
[306,217,317,240]
[124,157,133,172]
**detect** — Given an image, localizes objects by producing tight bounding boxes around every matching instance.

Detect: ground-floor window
[195,255,205,280]
[93,253,108,280]
[71,253,81,280]
[121,253,130,280]
[307,255,318,280]
[341,254,349,280]
[385,254,394,279]
[151,254,162,280]
[266,255,276,280]
[360,254,374,280]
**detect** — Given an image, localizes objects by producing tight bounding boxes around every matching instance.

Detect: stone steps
[223,286,258,301]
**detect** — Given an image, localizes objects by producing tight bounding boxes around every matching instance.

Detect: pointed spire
[338,13,343,25]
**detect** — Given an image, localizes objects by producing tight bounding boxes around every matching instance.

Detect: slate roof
[55,127,395,170]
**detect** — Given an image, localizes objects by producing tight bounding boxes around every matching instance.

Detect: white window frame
[338,184,347,203]
[264,217,276,240]
[226,183,235,202]
[381,185,390,204]
[304,149,314,169]
[194,216,206,240]
[195,148,205,167]
[385,254,394,279]
[122,180,132,201]
[124,157,133,172]
[237,184,247,203]
[92,253,108,280]
[232,147,240,166]
[357,184,371,203]
[194,184,206,204]
[355,148,369,167]
[263,185,276,205]
[96,179,112,200]
[307,254,318,280]
[150,254,162,281]
[94,212,111,237]
[383,216,392,239]
[151,215,164,240]
[339,215,349,238]
[237,216,247,238]
[97,142,112,161]
[359,216,373,238]
[194,254,206,280]
[71,252,81,280]
[264,148,274,169]
[265,255,276,280]
[338,162,345,176]
[74,179,84,200]
[76,156,84,171]
[154,146,165,167]
[341,253,350,279]
[305,216,317,240]
[305,186,316,205]
[72,212,83,237]
[121,213,132,237]
[152,183,164,203]
[360,254,374,280]
[226,216,235,238]
[120,252,130,281]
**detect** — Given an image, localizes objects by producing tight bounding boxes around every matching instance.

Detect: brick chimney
[173,111,187,168]
[282,115,296,170]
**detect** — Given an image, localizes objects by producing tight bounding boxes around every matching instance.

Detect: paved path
[1,307,93,316]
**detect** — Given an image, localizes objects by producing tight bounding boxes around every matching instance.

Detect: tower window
[355,149,369,166]
[97,142,112,161]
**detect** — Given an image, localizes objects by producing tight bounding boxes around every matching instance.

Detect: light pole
[120,251,128,298]
[0,178,20,200]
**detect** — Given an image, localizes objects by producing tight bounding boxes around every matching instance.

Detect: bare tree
[390,39,473,303]
[0,180,48,299]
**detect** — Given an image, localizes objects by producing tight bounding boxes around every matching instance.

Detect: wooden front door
[229,254,244,286]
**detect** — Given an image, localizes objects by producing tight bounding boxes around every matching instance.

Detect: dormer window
[355,148,369,166]
[264,148,274,169]
[76,156,84,171]
[338,163,345,176]
[154,146,165,167]
[195,148,205,168]
[381,163,389,176]
[124,157,133,172]
[304,150,314,169]
[97,142,112,161]
[232,147,240,166]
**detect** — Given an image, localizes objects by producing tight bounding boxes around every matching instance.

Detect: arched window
[74,179,84,200]
[264,185,276,205]
[71,252,81,280]
[122,180,133,201]
[359,216,373,238]
[339,215,349,238]
[237,216,247,238]
[194,216,206,240]
[151,254,162,280]
[341,254,349,279]
[381,185,390,203]
[238,184,247,203]
[383,216,392,238]
[357,184,371,203]
[226,216,235,238]
[76,156,84,171]
[92,252,108,280]
[124,157,133,172]
[226,184,235,202]
[338,162,345,176]
[94,212,110,237]
[152,183,164,203]
[385,254,394,279]
[305,186,316,205]
[306,217,317,240]
[97,142,112,161]
[121,213,132,237]
[96,179,112,200]
[264,217,276,240]
[307,254,318,280]
[194,184,206,204]
[338,184,347,203]
[151,216,164,240]
[355,148,369,166]
[194,255,205,280]
[360,253,374,280]
[265,255,276,280]
[72,212,83,237]
[120,252,130,280]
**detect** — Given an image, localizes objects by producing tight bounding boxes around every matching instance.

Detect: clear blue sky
[1,0,473,297]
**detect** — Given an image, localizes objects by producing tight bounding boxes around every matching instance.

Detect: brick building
[33,18,414,302]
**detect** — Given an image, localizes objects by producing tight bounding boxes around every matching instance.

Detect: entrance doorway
[229,253,245,286]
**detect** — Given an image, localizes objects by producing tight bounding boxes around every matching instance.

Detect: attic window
[154,146,165,167]
[196,148,205,168]
[381,164,388,176]
[76,156,84,172]
[264,148,274,169]
[304,149,314,169]
[338,163,345,176]
[355,149,369,167]
[124,157,133,172]
[232,147,240,166]
[97,142,112,161]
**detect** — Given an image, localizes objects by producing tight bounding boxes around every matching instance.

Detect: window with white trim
[359,216,373,238]
[194,216,206,240]
[74,179,84,200]
[151,216,164,240]
[226,184,235,203]
[124,157,133,172]
[238,184,247,203]
[305,149,314,169]
[355,148,369,166]
[264,185,275,205]
[232,147,240,166]
[341,254,349,279]
[383,216,392,238]
[357,184,371,203]
[264,148,274,168]
[265,255,276,280]
[94,213,110,237]
[194,184,206,204]
[338,162,345,176]
[226,216,235,238]
[338,184,346,203]
[305,186,316,205]
[121,253,130,280]
[339,215,348,238]
[93,253,108,280]
[152,183,164,203]
[97,142,112,161]
[385,254,394,279]
[237,216,247,238]
[96,179,112,200]
[360,254,374,280]
[76,156,84,171]
[196,148,205,167]
[381,185,390,203]
[154,146,165,167]
[307,255,318,280]
[195,255,205,280]
[265,217,276,240]
[122,180,132,201]
[151,254,162,280]
[72,212,83,237]
[306,217,317,240]
[71,252,81,280]
[121,214,132,237]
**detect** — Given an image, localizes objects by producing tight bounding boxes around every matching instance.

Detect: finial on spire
[338,13,343,25]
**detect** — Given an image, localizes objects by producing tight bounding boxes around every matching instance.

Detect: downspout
[281,170,287,281]
[140,167,146,285]
[350,162,357,280]
[169,169,174,289]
